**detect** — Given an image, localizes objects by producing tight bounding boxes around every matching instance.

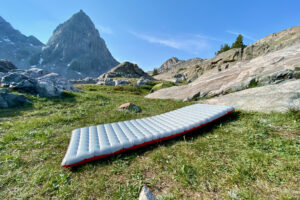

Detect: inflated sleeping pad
[62,104,234,167]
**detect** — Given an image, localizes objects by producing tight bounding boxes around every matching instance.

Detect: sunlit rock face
[38,10,119,79]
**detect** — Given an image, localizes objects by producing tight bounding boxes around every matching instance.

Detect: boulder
[36,73,80,94]
[36,81,61,97]
[96,78,130,86]
[203,80,300,113]
[118,103,141,113]
[136,78,150,86]
[96,78,115,86]
[0,89,31,108]
[114,79,130,86]
[0,59,17,73]
[0,68,79,97]
[23,67,49,78]
[1,72,38,94]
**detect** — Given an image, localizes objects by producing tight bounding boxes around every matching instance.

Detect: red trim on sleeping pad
[62,109,234,168]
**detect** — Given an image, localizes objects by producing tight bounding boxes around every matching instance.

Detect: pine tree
[152,68,158,76]
[216,44,231,55]
[231,34,246,49]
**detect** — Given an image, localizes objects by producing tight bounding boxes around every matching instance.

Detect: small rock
[139,186,156,200]
[118,102,141,112]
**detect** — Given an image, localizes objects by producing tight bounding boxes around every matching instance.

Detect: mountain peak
[0,16,44,69]
[40,11,119,79]
[72,9,90,21]
[157,57,183,74]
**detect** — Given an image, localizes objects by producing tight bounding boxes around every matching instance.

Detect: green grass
[150,82,176,93]
[0,84,299,199]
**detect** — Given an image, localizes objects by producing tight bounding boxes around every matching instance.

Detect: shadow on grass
[70,111,241,171]
[0,103,34,119]
[0,91,78,119]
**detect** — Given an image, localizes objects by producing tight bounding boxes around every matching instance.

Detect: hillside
[147,26,300,112]
[154,25,300,83]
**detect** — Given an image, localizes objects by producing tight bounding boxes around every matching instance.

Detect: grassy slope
[0,85,299,199]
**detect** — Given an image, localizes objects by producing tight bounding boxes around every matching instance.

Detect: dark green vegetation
[216,34,247,55]
[152,68,158,76]
[0,85,299,199]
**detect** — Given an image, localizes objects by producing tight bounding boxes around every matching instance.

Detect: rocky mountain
[35,10,119,79]
[157,57,183,74]
[0,16,44,69]
[147,26,300,112]
[0,59,17,72]
[155,25,300,83]
[99,61,153,80]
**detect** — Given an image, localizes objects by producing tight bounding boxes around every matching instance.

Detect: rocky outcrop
[154,58,204,82]
[69,77,98,84]
[96,78,130,86]
[155,26,300,83]
[0,68,79,97]
[0,16,44,69]
[99,62,153,80]
[242,25,300,60]
[0,88,30,108]
[146,43,300,101]
[0,59,17,72]
[36,10,119,79]
[203,80,300,113]
[157,57,183,74]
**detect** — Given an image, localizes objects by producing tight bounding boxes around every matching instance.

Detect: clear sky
[0,0,299,71]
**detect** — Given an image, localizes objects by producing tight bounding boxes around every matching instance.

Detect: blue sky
[0,0,299,71]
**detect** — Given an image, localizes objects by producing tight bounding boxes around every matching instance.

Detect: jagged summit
[0,16,44,68]
[157,57,183,74]
[38,10,119,79]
